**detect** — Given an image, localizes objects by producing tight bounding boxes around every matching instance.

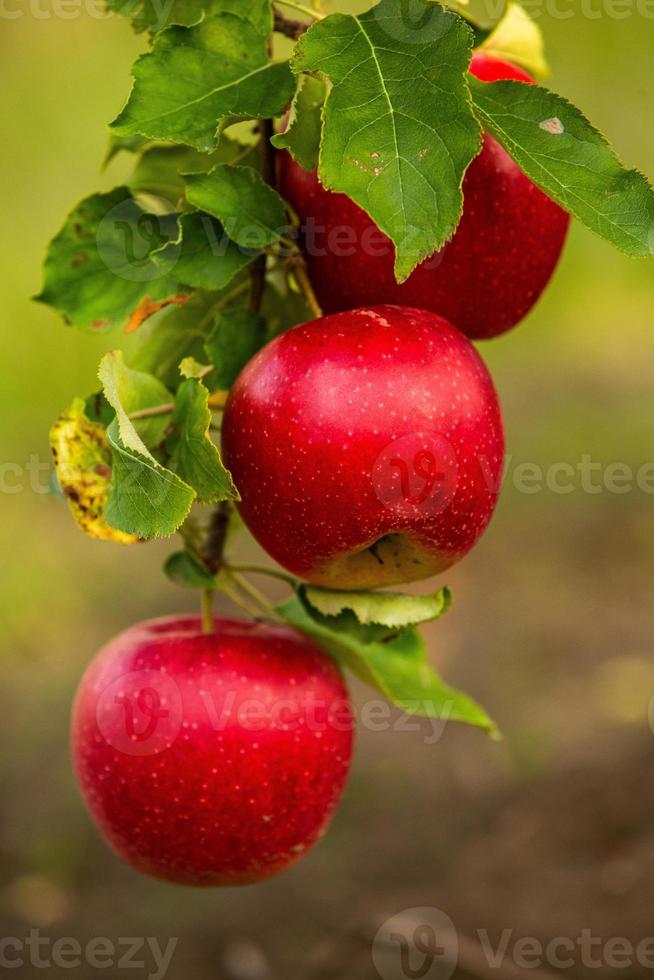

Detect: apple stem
[227,562,297,587]
[227,570,284,622]
[221,577,266,620]
[201,589,214,635]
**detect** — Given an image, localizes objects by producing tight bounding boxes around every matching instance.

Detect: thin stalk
[227,570,282,621]
[129,401,174,420]
[221,578,265,619]
[274,0,324,19]
[291,257,322,318]
[227,562,298,587]
[195,279,250,335]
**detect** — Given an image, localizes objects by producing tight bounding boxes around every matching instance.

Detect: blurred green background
[1,3,653,977]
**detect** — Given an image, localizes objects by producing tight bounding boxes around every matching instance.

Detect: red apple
[222,305,504,589]
[72,616,353,886]
[277,53,570,340]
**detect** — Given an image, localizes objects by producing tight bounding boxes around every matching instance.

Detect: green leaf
[106,0,206,32]
[127,138,258,201]
[271,75,326,172]
[104,423,195,538]
[111,14,294,151]
[167,378,238,502]
[204,308,266,388]
[179,356,211,379]
[204,0,272,35]
[35,188,181,332]
[185,165,288,249]
[277,594,496,732]
[303,585,452,630]
[103,132,148,169]
[129,290,225,388]
[97,349,173,448]
[50,398,139,544]
[164,550,218,588]
[480,0,549,79]
[153,212,257,291]
[107,0,272,36]
[292,0,482,281]
[469,76,654,257]
[99,351,195,538]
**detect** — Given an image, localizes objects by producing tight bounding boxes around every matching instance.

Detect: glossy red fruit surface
[222,305,504,589]
[277,53,570,340]
[72,616,353,886]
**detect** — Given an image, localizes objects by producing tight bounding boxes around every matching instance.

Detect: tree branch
[203,500,231,576]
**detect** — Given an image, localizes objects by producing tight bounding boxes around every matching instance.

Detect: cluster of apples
[72,54,568,886]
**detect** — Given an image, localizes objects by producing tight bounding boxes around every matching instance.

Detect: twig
[201,589,214,635]
[203,501,231,576]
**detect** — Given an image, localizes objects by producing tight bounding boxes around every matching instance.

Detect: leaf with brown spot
[35,187,181,332]
[50,399,139,544]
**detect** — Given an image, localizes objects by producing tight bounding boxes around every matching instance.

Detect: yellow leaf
[50,399,139,544]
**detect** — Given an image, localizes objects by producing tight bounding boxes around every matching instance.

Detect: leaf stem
[128,401,174,420]
[274,0,324,20]
[290,256,322,318]
[196,280,251,336]
[128,364,218,423]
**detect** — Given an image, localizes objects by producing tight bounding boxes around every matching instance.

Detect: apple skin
[276,53,570,340]
[221,305,504,589]
[71,616,353,886]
